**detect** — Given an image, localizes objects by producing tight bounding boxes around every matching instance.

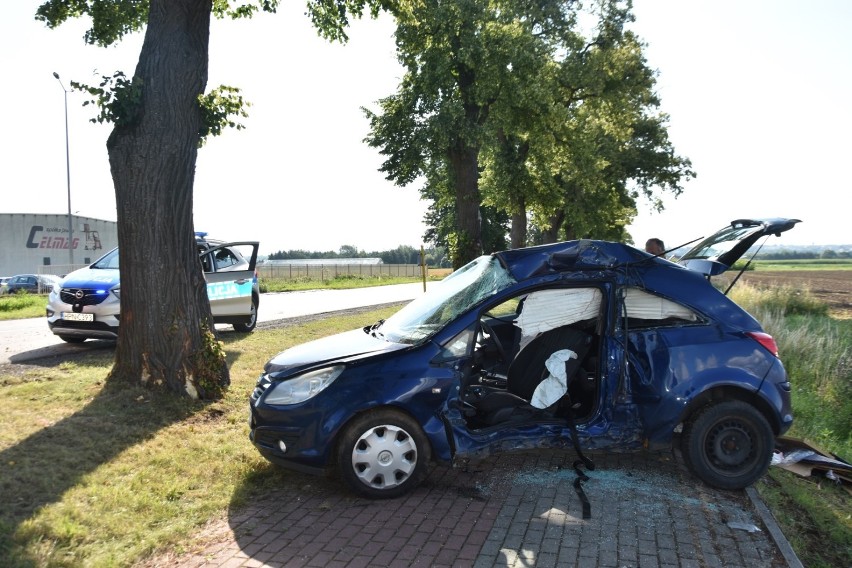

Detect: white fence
[258,263,421,282]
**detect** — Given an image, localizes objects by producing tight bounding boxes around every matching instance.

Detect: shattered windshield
[378,256,516,344]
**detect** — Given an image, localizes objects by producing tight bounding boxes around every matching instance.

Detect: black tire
[233,295,258,333]
[337,409,431,499]
[681,400,774,490]
[59,335,86,343]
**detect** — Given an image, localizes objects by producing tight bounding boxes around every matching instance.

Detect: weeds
[0,293,46,320]
[731,283,851,567]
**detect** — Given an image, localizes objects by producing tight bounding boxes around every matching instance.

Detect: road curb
[746,485,804,568]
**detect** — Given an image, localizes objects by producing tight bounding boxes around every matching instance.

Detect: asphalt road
[0,282,425,365]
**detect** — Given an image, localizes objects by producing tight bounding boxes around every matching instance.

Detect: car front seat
[474,326,592,426]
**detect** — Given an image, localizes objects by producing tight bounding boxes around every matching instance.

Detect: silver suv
[46,233,260,343]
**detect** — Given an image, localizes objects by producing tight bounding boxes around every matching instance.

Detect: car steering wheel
[479,320,509,363]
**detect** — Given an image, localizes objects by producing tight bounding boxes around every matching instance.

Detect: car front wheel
[337,409,431,499]
[681,400,774,490]
[233,295,258,333]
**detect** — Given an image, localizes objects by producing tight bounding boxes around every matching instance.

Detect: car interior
[459,287,604,430]
[457,285,702,431]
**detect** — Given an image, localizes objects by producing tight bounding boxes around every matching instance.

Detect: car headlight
[111,286,121,300]
[263,365,344,405]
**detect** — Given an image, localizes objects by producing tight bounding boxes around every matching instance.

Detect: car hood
[60,267,121,290]
[264,328,408,375]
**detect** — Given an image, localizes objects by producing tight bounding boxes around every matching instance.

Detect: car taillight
[747,331,779,357]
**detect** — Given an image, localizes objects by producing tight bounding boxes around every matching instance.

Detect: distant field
[752,259,852,271]
[735,269,852,318]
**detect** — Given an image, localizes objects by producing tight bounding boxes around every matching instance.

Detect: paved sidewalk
[141,450,797,567]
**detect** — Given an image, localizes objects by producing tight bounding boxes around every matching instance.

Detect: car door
[677,218,800,277]
[201,242,259,318]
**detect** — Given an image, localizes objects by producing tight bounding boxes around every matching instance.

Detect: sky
[1,1,850,256]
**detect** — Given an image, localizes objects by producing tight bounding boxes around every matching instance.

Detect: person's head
[645,238,665,256]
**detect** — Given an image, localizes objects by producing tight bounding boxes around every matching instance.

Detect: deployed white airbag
[530,349,578,409]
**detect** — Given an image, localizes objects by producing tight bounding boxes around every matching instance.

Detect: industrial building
[0,213,118,278]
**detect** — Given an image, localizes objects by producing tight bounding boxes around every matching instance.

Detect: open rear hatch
[677,218,800,278]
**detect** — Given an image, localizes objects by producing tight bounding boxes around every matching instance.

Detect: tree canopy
[364,0,693,267]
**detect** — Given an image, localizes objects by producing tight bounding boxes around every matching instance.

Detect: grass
[0,293,47,320]
[1,281,849,566]
[752,258,852,271]
[259,273,444,293]
[0,306,401,567]
[729,283,852,567]
[756,470,852,568]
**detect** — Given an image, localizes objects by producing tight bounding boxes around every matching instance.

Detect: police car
[46,233,260,343]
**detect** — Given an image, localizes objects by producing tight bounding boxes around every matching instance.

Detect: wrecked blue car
[249,218,798,498]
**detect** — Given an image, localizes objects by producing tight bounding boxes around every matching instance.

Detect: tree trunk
[448,142,483,269]
[107,0,228,399]
[510,197,527,249]
[542,210,565,244]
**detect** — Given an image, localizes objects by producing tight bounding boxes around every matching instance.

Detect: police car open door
[201,241,259,323]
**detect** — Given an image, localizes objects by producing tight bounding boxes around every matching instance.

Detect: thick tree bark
[106,0,228,399]
[510,197,527,249]
[448,142,482,269]
[542,210,565,244]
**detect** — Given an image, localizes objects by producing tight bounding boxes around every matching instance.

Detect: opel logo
[74,289,84,300]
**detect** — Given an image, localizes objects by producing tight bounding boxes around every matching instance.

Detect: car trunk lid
[677,218,800,277]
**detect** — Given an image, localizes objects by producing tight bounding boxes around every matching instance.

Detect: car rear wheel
[233,295,258,333]
[337,409,431,499]
[681,400,773,490]
[59,335,86,343]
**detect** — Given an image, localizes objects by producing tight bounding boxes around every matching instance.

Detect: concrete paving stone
[479,539,503,556]
[136,450,798,567]
[501,533,524,550]
[638,537,658,555]
[533,551,557,568]
[597,548,619,567]
[658,532,677,550]
[618,543,639,561]
[523,529,545,546]
[575,554,601,568]
[473,555,499,568]
[405,530,430,547]
[538,537,560,555]
[676,542,698,559]
[659,547,680,565]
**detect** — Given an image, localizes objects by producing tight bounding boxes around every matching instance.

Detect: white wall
[0,214,117,277]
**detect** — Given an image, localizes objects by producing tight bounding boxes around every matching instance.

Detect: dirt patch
[736,270,852,317]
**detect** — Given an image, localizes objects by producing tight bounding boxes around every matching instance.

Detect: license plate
[62,312,94,322]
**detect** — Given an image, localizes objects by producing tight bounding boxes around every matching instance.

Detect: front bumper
[248,405,332,476]
[46,294,120,339]
[248,374,337,475]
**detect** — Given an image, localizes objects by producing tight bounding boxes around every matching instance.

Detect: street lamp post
[53,72,74,267]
